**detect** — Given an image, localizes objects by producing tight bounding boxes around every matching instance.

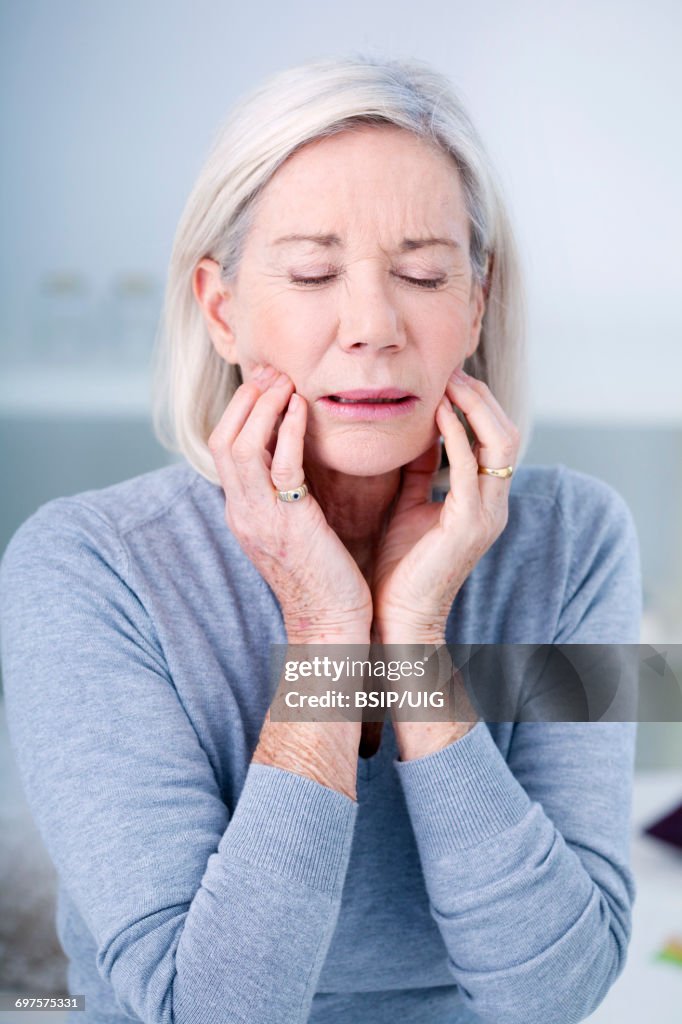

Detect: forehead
[251,125,468,246]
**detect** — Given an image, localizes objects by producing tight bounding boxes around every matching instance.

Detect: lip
[324,388,415,401]
[318,389,418,420]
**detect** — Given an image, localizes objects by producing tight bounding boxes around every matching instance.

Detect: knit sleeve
[393,469,641,1024]
[0,498,357,1024]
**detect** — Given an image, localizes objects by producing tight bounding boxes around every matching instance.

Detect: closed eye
[289,274,446,290]
[289,275,337,287]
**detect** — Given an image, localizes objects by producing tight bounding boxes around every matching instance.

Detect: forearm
[252,712,359,801]
[169,762,357,1024]
[253,629,368,801]
[377,638,479,762]
[394,722,635,1024]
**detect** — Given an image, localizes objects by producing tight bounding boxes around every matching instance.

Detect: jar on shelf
[30,272,93,368]
[103,273,162,370]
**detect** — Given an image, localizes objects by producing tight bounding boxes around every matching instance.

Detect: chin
[306,432,428,477]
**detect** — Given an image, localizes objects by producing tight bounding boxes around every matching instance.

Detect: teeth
[329,396,406,404]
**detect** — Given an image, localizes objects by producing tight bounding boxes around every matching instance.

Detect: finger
[270,392,308,493]
[457,370,513,420]
[232,372,293,458]
[209,367,279,452]
[207,371,280,494]
[446,375,508,435]
[435,397,481,514]
[446,375,518,458]
[445,377,517,509]
[226,373,295,498]
[448,372,520,452]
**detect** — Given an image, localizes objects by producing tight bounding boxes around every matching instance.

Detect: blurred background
[0,1,680,1021]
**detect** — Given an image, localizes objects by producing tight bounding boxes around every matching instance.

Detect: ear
[192,258,240,364]
[465,276,486,359]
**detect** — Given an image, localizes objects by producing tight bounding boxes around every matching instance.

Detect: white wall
[1,0,680,421]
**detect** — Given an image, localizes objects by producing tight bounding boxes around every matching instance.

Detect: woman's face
[198,124,485,476]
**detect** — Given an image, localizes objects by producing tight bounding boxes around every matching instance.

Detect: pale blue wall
[1,0,681,419]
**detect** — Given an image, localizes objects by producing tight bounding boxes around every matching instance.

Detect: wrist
[373,613,448,647]
[394,720,476,762]
[378,631,447,646]
[285,617,371,646]
[384,644,479,758]
[286,632,371,645]
[253,723,358,800]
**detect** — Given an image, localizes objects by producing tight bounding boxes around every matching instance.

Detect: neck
[303,460,402,582]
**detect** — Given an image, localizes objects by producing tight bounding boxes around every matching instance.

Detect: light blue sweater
[0,461,641,1024]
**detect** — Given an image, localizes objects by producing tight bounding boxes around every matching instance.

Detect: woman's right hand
[209,363,367,801]
[207,363,373,645]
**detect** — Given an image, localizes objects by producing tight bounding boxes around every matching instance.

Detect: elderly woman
[0,54,641,1024]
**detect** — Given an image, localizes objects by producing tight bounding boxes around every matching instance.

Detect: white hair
[151,52,531,484]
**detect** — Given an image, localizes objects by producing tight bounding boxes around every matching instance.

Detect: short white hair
[151,52,531,484]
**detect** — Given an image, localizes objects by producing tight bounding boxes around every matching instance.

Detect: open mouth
[326,395,413,405]
[319,389,418,419]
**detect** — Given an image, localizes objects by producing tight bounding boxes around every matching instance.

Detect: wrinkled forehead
[247,125,469,253]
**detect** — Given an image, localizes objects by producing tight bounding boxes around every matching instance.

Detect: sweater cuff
[219,763,358,894]
[393,721,531,859]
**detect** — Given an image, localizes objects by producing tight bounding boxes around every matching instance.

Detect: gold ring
[478,465,514,479]
[275,482,309,502]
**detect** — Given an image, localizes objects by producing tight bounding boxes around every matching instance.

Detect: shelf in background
[0,368,153,417]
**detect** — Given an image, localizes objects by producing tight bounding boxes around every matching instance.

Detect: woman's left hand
[372,367,521,644]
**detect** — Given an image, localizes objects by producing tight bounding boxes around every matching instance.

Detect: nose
[334,266,407,354]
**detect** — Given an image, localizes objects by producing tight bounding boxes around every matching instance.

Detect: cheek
[428,325,471,373]
[248,302,330,373]
[414,296,470,337]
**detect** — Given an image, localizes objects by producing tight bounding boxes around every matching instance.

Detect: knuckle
[463,451,480,474]
[232,440,254,466]
[271,459,298,482]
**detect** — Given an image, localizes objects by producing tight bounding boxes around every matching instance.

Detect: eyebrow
[270,233,461,252]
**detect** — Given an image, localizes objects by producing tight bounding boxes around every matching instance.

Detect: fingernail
[273,372,291,387]
[254,364,278,382]
[450,367,470,384]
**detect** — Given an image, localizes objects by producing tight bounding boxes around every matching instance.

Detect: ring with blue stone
[275,481,309,503]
